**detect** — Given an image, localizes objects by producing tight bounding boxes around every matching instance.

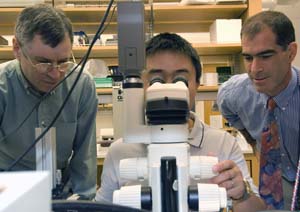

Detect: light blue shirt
[217,67,300,182]
[0,59,98,199]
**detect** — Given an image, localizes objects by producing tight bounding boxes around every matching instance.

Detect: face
[241,27,297,96]
[13,34,73,93]
[143,51,199,110]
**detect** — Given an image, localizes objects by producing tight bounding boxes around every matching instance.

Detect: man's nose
[47,66,62,79]
[250,58,263,73]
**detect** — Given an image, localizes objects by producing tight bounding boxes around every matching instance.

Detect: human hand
[210,160,245,200]
[0,185,6,193]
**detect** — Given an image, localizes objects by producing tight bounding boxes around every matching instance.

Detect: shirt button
[287,166,291,170]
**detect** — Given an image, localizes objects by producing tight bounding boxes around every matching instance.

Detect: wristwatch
[232,179,254,202]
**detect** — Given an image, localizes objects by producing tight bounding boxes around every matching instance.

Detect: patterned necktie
[259,98,284,209]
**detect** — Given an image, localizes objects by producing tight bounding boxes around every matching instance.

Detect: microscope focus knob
[190,156,218,179]
[198,184,227,211]
[120,158,148,180]
[113,185,142,209]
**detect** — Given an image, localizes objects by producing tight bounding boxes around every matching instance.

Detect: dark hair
[241,10,295,50]
[15,4,73,48]
[145,32,201,83]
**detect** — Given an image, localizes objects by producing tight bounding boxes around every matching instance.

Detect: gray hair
[15,4,73,48]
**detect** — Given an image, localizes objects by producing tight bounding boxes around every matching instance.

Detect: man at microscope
[95,33,266,211]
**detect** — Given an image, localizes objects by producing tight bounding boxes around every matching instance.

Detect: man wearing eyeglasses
[0,4,98,200]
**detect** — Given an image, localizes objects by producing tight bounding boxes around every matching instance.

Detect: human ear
[287,42,297,62]
[12,37,21,60]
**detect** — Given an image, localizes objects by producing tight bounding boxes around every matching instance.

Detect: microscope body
[113,80,227,212]
[115,1,228,211]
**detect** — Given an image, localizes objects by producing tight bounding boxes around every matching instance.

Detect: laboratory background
[0,0,300,211]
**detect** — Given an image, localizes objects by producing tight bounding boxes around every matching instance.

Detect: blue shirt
[0,59,98,199]
[217,67,300,182]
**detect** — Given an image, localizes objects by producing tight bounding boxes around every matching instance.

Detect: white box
[203,73,219,86]
[177,32,210,43]
[0,171,51,212]
[0,0,45,7]
[180,0,215,5]
[209,19,242,43]
[209,115,223,129]
[216,0,246,3]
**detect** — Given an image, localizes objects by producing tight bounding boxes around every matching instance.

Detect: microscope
[35,127,65,199]
[112,1,231,211]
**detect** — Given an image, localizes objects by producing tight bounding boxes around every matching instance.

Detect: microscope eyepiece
[149,77,165,85]
[173,76,188,87]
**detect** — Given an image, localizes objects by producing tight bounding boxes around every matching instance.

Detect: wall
[273,1,300,68]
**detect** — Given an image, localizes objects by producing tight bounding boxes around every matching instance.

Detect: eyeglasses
[21,48,76,74]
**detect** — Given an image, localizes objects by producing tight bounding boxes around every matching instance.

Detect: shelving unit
[0,2,256,65]
[0,43,242,65]
[0,0,262,185]
[0,4,247,34]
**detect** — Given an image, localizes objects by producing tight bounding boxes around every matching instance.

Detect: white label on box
[210,19,242,43]
[209,115,223,129]
[195,101,205,122]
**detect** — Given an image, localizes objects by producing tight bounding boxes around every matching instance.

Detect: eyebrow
[147,68,190,74]
[175,69,190,74]
[241,49,277,57]
[147,69,163,74]
[32,55,69,63]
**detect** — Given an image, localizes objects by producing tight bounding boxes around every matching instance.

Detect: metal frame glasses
[21,48,76,74]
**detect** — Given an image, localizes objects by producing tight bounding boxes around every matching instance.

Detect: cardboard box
[210,19,242,43]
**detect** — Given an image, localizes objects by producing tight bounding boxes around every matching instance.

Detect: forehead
[146,51,195,74]
[242,27,278,54]
[25,34,72,60]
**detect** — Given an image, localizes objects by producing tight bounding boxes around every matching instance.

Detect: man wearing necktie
[259,97,284,209]
[217,11,299,210]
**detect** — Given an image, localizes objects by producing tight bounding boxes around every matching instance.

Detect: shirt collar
[188,111,205,148]
[271,67,298,110]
